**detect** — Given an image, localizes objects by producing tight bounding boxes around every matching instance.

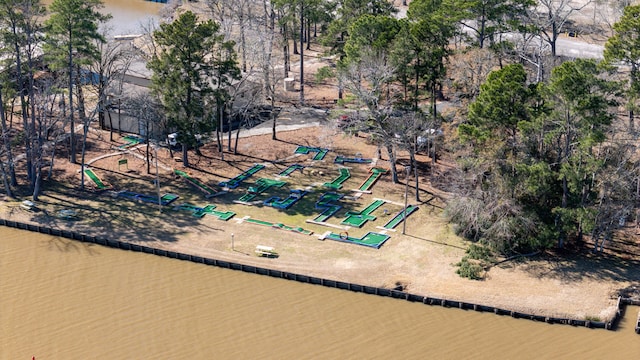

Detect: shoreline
[1,124,634,328]
[1,217,632,330]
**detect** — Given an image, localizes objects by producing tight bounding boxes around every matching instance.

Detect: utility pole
[154,146,161,214]
[403,166,410,235]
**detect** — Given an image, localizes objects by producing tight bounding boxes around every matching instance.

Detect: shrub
[456,258,484,280]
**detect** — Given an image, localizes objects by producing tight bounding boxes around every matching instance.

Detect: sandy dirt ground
[1,119,638,323]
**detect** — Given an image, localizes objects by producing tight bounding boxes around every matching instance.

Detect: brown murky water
[2,228,639,359]
[14,1,640,357]
[42,0,163,34]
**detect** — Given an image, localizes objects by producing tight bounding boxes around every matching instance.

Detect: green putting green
[174,169,220,196]
[174,203,235,220]
[341,199,385,227]
[323,168,350,190]
[238,178,286,203]
[263,190,307,209]
[278,164,304,176]
[384,205,419,229]
[118,135,143,149]
[294,146,328,160]
[325,231,390,249]
[219,164,265,189]
[245,218,313,235]
[313,192,343,222]
[358,168,387,191]
[84,168,110,189]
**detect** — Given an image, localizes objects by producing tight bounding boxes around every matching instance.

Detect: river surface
[10,1,639,358]
[42,0,164,35]
[1,228,639,359]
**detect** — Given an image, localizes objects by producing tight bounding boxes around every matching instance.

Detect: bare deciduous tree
[527,0,591,56]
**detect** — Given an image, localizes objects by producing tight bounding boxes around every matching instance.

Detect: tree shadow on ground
[507,251,640,284]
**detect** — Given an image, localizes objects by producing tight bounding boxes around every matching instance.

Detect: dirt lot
[1,118,638,322]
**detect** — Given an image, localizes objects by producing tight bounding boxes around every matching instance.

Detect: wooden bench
[255,245,277,257]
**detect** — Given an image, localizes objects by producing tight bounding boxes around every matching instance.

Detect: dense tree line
[1,0,639,260]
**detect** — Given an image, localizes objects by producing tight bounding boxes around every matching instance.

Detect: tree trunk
[0,86,17,188]
[76,69,89,191]
[0,160,12,198]
[282,18,289,78]
[218,102,225,161]
[630,64,637,133]
[551,21,558,57]
[387,144,398,183]
[0,86,14,197]
[410,147,420,202]
[108,109,114,141]
[479,9,486,48]
[182,143,189,167]
[239,10,247,72]
[234,115,242,154]
[306,17,311,50]
[11,22,33,183]
[68,41,76,164]
[299,2,305,106]
[227,105,232,152]
[271,97,277,140]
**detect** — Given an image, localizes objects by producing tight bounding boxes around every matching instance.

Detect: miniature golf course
[323,168,350,190]
[118,191,180,206]
[295,146,329,161]
[244,218,313,235]
[324,231,390,249]
[238,178,286,202]
[175,169,222,197]
[263,189,308,209]
[118,135,143,149]
[334,155,372,164]
[341,199,385,227]
[384,205,419,229]
[278,164,305,177]
[313,192,343,222]
[174,203,235,220]
[219,164,265,189]
[84,168,111,190]
[358,168,388,191]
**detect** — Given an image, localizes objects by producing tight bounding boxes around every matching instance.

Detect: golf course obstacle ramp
[334,155,373,165]
[218,163,265,189]
[322,231,390,249]
[384,205,419,229]
[117,190,179,206]
[358,168,388,192]
[83,168,112,190]
[263,189,307,209]
[173,203,235,220]
[174,169,224,198]
[341,199,385,227]
[323,168,350,190]
[245,217,313,235]
[278,164,305,177]
[294,146,329,161]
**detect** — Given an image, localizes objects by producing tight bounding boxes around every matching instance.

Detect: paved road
[556,36,603,59]
[226,106,330,138]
